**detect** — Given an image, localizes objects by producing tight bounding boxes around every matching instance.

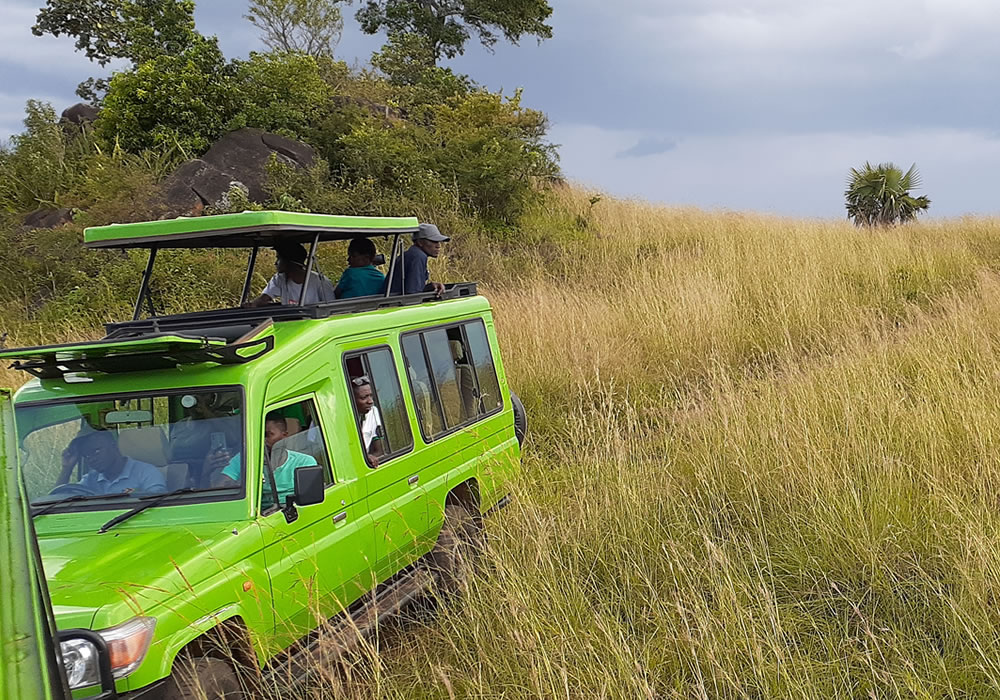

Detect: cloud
[616,137,678,159]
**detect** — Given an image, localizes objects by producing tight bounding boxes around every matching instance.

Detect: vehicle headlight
[59,616,157,690]
[102,616,157,678]
[60,637,101,689]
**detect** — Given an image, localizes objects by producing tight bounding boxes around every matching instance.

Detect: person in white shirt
[351,376,384,467]
[248,241,336,307]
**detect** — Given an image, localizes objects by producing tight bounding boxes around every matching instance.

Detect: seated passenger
[55,429,166,495]
[351,376,384,467]
[383,223,448,297]
[214,413,318,505]
[334,237,386,299]
[247,242,336,307]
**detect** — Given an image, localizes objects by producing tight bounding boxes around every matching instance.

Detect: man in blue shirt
[54,430,166,496]
[384,223,449,296]
[335,237,386,299]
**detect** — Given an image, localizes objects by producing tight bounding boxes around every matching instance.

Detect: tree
[845,162,931,227]
[33,0,201,66]
[32,0,210,100]
[354,0,553,62]
[245,0,344,58]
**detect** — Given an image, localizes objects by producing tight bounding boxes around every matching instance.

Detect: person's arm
[55,445,79,486]
[246,274,281,307]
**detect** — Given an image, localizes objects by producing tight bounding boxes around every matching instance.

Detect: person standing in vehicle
[351,376,384,466]
[55,430,166,495]
[335,237,386,299]
[384,223,449,296]
[248,242,336,307]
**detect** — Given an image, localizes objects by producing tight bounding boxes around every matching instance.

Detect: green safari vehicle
[1,212,525,698]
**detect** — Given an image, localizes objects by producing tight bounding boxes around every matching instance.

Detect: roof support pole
[383,234,402,298]
[298,232,322,305]
[239,246,259,306]
[132,247,158,321]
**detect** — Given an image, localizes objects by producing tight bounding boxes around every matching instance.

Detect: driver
[55,430,166,495]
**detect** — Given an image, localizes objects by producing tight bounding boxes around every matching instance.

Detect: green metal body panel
[84,211,420,249]
[0,389,59,699]
[13,294,520,695]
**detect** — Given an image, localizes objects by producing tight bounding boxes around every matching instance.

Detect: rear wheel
[510,391,527,447]
[162,656,243,700]
[429,504,481,594]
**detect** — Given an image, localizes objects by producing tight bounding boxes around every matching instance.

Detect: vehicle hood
[41,522,260,630]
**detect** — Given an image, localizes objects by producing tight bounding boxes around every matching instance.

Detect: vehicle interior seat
[449,340,477,420]
[118,426,189,491]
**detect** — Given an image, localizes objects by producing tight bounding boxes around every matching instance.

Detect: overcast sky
[3,0,998,217]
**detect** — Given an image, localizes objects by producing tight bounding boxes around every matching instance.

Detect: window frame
[259,393,335,516]
[400,318,505,444]
[342,344,415,468]
[14,385,248,510]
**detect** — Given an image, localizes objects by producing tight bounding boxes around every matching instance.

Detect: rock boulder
[157,128,316,217]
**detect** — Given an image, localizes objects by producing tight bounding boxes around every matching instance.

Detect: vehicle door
[257,395,375,650]
[342,345,430,580]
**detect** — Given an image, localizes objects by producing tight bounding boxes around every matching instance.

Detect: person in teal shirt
[213,413,317,507]
[335,237,385,299]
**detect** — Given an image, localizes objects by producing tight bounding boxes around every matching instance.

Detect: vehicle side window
[463,320,503,415]
[345,348,413,467]
[401,319,502,441]
[401,334,446,437]
[259,398,331,512]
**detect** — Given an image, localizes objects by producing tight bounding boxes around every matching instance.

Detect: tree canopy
[845,162,931,228]
[32,0,202,66]
[245,0,344,58]
[354,0,553,61]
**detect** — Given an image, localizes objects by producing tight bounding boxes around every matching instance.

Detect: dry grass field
[9,188,1000,697]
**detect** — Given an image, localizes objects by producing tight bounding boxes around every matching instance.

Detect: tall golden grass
[11,187,1000,697]
[319,190,1000,698]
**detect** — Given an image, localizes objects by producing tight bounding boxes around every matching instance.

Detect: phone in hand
[210,432,227,454]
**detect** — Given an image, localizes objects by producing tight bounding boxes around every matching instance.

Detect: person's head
[347,237,377,268]
[273,242,308,276]
[351,376,374,415]
[264,412,288,451]
[76,430,124,476]
[412,223,449,258]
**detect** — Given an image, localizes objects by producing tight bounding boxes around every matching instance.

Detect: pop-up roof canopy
[84,211,421,250]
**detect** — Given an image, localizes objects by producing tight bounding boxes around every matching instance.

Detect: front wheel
[161,656,243,700]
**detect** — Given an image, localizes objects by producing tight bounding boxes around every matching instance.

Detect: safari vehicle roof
[83,211,420,249]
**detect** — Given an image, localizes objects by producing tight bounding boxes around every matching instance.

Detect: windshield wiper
[32,491,137,517]
[98,486,239,533]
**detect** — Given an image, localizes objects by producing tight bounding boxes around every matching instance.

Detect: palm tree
[845,162,931,227]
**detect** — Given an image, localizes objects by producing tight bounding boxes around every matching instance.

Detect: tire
[162,656,243,700]
[510,391,527,447]
[429,504,481,594]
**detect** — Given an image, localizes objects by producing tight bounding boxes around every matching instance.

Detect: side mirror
[293,465,325,507]
[373,253,386,267]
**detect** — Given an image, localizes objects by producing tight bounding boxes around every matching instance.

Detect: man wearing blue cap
[385,223,450,296]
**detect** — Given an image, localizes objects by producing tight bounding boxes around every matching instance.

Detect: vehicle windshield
[16,388,244,512]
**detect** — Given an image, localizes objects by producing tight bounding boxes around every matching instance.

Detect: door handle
[408,475,419,486]
[333,512,347,524]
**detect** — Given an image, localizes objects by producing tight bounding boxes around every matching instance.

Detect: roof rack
[104,283,480,340]
[0,334,274,380]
